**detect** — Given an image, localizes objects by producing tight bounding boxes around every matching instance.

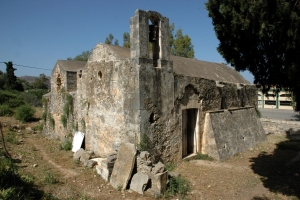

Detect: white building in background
[258,89,293,110]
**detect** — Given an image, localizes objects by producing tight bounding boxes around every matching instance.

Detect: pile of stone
[95,153,117,181]
[132,151,168,195]
[109,143,168,195]
[73,148,97,168]
[73,143,169,196]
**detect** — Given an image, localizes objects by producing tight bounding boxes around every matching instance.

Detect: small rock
[107,153,117,163]
[73,148,86,160]
[26,127,34,134]
[168,171,181,178]
[84,160,97,168]
[112,142,121,151]
[130,172,149,194]
[33,164,38,167]
[151,162,165,174]
[140,151,150,161]
[87,151,94,157]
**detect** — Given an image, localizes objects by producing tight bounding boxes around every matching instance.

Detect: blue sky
[0,0,254,83]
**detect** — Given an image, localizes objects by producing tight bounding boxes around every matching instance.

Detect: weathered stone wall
[75,44,140,156]
[169,75,259,161]
[43,64,73,139]
[202,108,266,161]
[260,118,300,135]
[130,9,175,163]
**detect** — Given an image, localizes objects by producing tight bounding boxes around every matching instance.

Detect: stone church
[43,10,266,162]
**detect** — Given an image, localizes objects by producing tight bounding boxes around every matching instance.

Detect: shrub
[60,138,72,151]
[137,134,151,151]
[0,104,13,116]
[0,90,24,108]
[166,163,176,171]
[164,176,190,199]
[22,92,41,107]
[32,123,44,132]
[14,104,35,122]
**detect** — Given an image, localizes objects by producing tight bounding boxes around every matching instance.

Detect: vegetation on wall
[137,133,151,151]
[63,93,73,118]
[60,114,67,128]
[48,113,55,129]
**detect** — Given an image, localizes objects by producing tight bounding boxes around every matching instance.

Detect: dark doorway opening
[182,109,198,158]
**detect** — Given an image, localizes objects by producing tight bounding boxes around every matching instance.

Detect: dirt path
[26,136,78,179]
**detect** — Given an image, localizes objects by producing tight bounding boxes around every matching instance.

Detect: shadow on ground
[250,132,300,199]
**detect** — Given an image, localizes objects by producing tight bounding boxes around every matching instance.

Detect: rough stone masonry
[43,9,266,163]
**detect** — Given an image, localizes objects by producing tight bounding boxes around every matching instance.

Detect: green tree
[32,74,49,89]
[105,33,119,46]
[206,0,300,111]
[169,24,195,58]
[67,50,91,62]
[123,32,130,48]
[0,70,5,90]
[4,61,23,91]
[19,79,32,90]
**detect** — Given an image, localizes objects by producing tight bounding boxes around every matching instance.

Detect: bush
[0,104,13,116]
[22,89,48,107]
[164,176,190,199]
[60,138,72,151]
[22,92,41,107]
[0,90,24,108]
[166,163,176,171]
[14,105,35,122]
[137,134,151,151]
[32,123,44,132]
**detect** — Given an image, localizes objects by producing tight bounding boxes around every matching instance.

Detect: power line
[0,62,52,71]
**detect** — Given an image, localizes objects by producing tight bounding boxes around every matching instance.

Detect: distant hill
[18,75,51,88]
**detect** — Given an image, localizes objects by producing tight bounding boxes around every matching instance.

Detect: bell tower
[130,9,171,68]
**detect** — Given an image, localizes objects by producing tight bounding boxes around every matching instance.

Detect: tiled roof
[54,44,250,84]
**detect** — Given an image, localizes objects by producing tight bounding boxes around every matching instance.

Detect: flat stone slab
[72,132,84,152]
[110,143,136,190]
[150,171,168,193]
[91,157,106,165]
[130,172,149,194]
